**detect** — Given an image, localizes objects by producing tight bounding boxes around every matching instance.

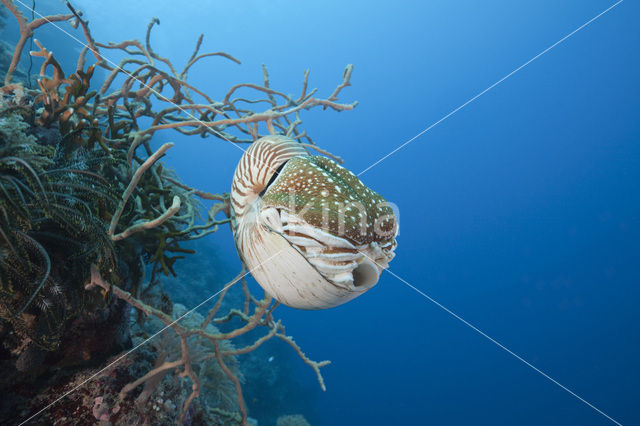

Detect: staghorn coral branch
[96,39,149,56]
[112,195,181,241]
[240,273,251,315]
[261,64,278,107]
[329,64,354,101]
[145,17,177,76]
[99,58,147,95]
[119,356,182,400]
[297,69,311,103]
[140,94,357,136]
[177,335,200,424]
[162,176,228,202]
[215,340,247,425]
[212,309,250,325]
[198,296,273,341]
[75,46,89,72]
[181,37,241,79]
[0,0,74,85]
[64,1,107,68]
[276,331,331,392]
[223,83,289,105]
[183,33,204,74]
[223,320,279,356]
[109,142,174,237]
[301,143,344,164]
[88,264,331,421]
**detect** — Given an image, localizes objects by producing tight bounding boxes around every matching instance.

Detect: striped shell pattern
[231,135,398,309]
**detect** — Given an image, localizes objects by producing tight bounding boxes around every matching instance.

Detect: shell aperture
[231,135,398,309]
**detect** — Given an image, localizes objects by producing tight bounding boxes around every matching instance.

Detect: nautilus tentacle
[231,135,398,309]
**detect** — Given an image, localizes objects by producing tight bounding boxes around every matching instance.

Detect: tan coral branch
[0,0,73,85]
[109,142,174,237]
[112,195,181,241]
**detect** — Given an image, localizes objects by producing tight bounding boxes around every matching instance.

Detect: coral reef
[277,414,312,426]
[0,0,356,424]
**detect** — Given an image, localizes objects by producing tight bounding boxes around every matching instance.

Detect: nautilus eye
[230,135,398,309]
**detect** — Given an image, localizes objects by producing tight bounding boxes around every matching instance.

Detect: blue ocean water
[5,0,639,424]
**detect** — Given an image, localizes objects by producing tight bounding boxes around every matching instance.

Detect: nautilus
[230,135,398,309]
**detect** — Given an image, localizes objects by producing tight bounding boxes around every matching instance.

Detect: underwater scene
[0,0,638,425]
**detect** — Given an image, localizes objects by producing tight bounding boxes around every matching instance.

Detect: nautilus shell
[230,135,398,309]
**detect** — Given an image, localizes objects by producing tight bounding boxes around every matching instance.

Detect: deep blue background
[4,1,639,424]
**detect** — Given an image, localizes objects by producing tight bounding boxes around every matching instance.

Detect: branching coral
[0,0,355,423]
[87,265,331,424]
[0,0,74,86]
